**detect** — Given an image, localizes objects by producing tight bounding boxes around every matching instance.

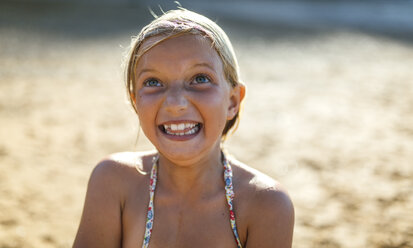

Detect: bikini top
[141,154,243,248]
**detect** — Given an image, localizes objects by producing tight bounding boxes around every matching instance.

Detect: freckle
[177,209,184,234]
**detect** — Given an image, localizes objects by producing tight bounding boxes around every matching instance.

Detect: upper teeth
[164,122,197,131]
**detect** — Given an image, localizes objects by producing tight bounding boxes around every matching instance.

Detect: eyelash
[142,74,212,88]
[143,78,163,87]
[191,74,212,85]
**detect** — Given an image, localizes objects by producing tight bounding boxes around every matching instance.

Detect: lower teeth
[166,126,199,136]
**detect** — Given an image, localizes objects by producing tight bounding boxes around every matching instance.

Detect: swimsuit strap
[142,155,158,248]
[222,154,243,248]
[141,154,243,248]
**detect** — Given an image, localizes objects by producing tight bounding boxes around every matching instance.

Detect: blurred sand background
[1,1,413,247]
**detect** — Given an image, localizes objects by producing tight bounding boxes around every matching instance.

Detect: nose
[163,84,188,114]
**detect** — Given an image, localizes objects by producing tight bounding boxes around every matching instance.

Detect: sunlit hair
[125,8,242,138]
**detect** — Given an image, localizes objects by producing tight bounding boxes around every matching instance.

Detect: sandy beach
[1,1,412,247]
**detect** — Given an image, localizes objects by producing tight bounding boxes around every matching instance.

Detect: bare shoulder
[230,158,293,208]
[230,158,295,248]
[88,151,155,191]
[73,150,156,248]
[104,150,158,172]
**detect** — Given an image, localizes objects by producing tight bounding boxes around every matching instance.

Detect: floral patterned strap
[141,154,243,248]
[142,156,157,248]
[223,155,243,248]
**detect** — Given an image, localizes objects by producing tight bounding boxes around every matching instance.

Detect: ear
[227,83,246,120]
[130,92,135,104]
[130,92,139,111]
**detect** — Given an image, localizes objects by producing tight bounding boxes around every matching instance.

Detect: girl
[73,8,294,248]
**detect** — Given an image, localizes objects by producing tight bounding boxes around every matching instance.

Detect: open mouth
[158,122,202,136]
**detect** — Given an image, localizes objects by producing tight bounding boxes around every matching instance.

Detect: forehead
[136,34,224,71]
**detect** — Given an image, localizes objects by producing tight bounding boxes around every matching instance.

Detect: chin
[156,141,221,166]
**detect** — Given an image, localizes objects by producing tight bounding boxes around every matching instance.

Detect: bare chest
[121,191,244,248]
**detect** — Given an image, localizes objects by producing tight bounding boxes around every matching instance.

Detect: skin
[73,34,294,248]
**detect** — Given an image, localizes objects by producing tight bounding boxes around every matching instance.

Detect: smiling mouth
[159,122,202,136]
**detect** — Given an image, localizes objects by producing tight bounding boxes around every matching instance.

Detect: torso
[108,151,275,248]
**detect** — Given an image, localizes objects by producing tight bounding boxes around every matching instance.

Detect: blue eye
[193,75,211,84]
[144,78,162,87]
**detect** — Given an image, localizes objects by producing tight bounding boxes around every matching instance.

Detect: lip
[158,120,203,141]
[159,120,200,125]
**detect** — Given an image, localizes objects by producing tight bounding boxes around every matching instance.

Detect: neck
[156,144,225,196]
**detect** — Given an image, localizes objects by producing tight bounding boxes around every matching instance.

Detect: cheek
[135,93,161,124]
[192,88,230,119]
[136,90,161,109]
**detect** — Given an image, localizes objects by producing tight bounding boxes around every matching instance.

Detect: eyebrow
[137,62,216,78]
[137,68,159,79]
[190,62,215,71]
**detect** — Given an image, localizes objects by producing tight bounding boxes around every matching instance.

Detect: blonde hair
[125,8,242,137]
